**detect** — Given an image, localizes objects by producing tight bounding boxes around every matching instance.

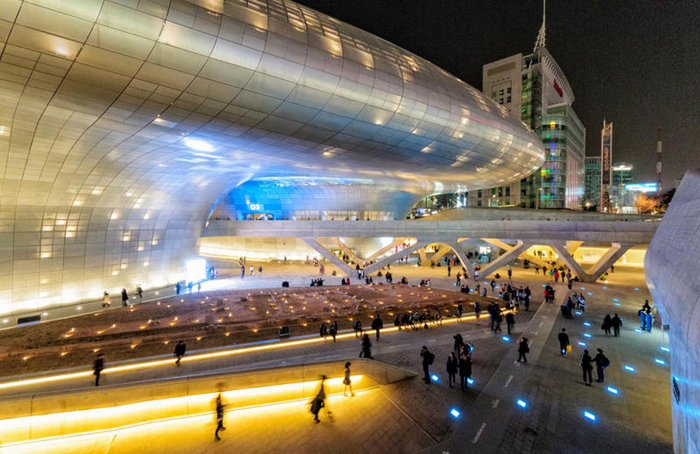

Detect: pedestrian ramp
[0,358,414,450]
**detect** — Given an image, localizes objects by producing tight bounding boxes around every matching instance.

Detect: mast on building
[600,120,613,212]
[656,128,663,195]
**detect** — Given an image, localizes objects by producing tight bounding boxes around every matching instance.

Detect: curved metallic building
[0,0,543,314]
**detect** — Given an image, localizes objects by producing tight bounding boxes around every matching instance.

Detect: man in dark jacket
[420,346,434,383]
[592,348,610,383]
[558,328,570,356]
[371,315,383,341]
[580,350,593,385]
[612,314,623,337]
[506,312,515,335]
[174,340,186,366]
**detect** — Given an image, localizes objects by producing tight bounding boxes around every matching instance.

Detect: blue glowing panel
[575,311,583,315]
[516,399,528,408]
[586,292,593,296]
[634,288,640,291]
[624,365,636,373]
[583,322,592,327]
[583,333,592,338]
[502,336,510,342]
[603,286,608,289]
[654,358,667,366]
[467,378,474,385]
[450,408,461,418]
[660,346,671,353]
[614,303,621,307]
[578,341,587,347]
[431,374,440,382]
[581,287,586,290]
[613,298,619,301]
[634,328,643,333]
[583,411,597,421]
[606,386,620,395]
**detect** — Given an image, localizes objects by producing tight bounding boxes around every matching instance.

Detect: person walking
[506,312,515,335]
[458,352,472,391]
[517,337,530,363]
[319,322,328,339]
[360,333,372,359]
[102,291,111,308]
[456,302,463,321]
[420,346,434,384]
[329,321,338,342]
[93,353,105,386]
[446,352,458,388]
[558,328,570,356]
[240,266,245,279]
[343,362,355,397]
[214,393,227,440]
[453,333,464,354]
[120,288,129,307]
[493,310,503,333]
[371,314,383,341]
[309,376,329,423]
[174,340,186,366]
[592,348,610,383]
[507,267,513,280]
[580,349,593,386]
[353,319,363,338]
[136,286,143,300]
[612,314,622,337]
[602,314,612,336]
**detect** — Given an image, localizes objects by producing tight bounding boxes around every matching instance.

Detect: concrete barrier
[0,358,414,445]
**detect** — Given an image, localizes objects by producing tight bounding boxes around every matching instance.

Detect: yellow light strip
[0,310,507,391]
[0,383,372,451]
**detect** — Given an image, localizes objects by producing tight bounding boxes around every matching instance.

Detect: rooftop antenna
[529,0,546,68]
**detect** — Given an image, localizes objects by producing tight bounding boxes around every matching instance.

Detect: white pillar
[302,238,355,277]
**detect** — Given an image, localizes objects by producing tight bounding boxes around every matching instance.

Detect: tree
[635,194,661,214]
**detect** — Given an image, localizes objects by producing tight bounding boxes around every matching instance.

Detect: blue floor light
[583,322,592,327]
[654,358,667,366]
[606,386,620,395]
[578,341,587,347]
[581,287,586,290]
[583,333,592,339]
[634,287,640,291]
[624,365,636,373]
[613,298,619,301]
[450,408,461,418]
[603,286,608,289]
[516,399,528,409]
[634,328,643,333]
[660,346,671,353]
[583,411,597,421]
[575,310,583,315]
[431,374,440,382]
[614,303,621,307]
[502,336,510,342]
[587,292,593,296]
[467,377,474,385]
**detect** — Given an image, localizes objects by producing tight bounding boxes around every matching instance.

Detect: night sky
[296,0,700,189]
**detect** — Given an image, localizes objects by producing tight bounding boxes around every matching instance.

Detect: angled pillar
[549,242,588,279]
[331,238,364,265]
[479,240,530,278]
[550,242,634,283]
[365,238,407,263]
[302,238,355,277]
[567,240,584,255]
[364,241,428,274]
[418,246,430,267]
[448,241,476,278]
[586,243,633,281]
[430,244,453,265]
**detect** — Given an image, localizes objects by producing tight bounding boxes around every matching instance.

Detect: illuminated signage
[625,183,657,193]
[249,204,262,210]
[601,135,611,185]
[553,78,563,97]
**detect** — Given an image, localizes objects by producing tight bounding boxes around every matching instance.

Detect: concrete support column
[365,238,407,263]
[448,241,476,278]
[364,241,428,274]
[430,244,453,265]
[301,238,355,277]
[586,242,633,281]
[418,247,430,267]
[479,240,530,278]
[550,242,633,283]
[331,238,364,265]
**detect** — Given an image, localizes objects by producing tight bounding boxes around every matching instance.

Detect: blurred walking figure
[214,393,227,440]
[602,315,612,336]
[371,314,383,341]
[506,312,515,335]
[558,328,570,356]
[136,286,143,300]
[353,319,363,338]
[121,288,129,307]
[459,352,472,391]
[102,291,111,308]
[329,321,338,342]
[343,362,355,397]
[93,353,105,386]
[310,376,331,423]
[359,334,372,359]
[612,314,623,337]
[174,340,186,366]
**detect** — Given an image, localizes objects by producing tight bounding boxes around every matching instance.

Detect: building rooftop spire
[533,0,546,52]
